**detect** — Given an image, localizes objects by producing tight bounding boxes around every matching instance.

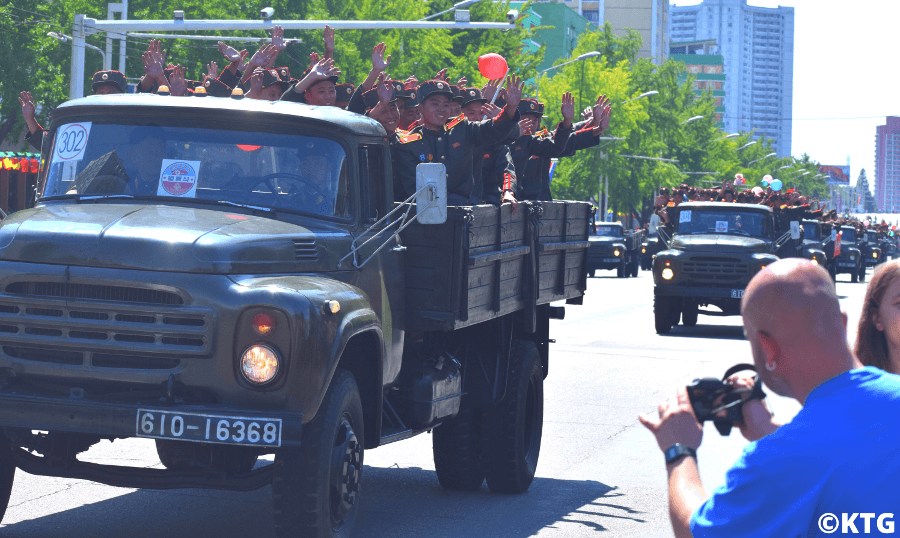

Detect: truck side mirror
[415,163,447,225]
[790,221,800,240]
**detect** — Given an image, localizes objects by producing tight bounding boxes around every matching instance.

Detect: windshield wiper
[195,199,276,214]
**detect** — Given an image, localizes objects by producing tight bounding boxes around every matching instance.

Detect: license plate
[839,262,855,267]
[603,258,619,263]
[136,409,282,447]
[731,289,744,299]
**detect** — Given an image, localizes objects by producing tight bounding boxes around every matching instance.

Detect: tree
[856,169,877,213]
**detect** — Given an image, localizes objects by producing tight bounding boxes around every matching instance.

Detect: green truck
[0,95,591,537]
[652,202,782,334]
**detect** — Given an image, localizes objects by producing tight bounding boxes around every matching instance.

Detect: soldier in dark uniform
[459,87,517,206]
[280,58,340,106]
[398,85,420,131]
[508,94,577,201]
[391,76,523,206]
[20,70,128,153]
[335,83,355,109]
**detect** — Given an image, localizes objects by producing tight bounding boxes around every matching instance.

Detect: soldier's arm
[496,145,518,196]
[467,105,522,148]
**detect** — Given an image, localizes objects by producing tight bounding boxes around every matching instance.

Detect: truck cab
[652,202,780,334]
[0,95,590,538]
[586,221,639,278]
[861,230,883,268]
[835,226,864,282]
[800,219,834,278]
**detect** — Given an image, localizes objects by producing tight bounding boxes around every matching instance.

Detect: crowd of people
[18,26,612,210]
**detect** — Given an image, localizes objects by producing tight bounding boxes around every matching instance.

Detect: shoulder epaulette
[395,128,411,137]
[444,114,465,131]
[398,132,422,144]
[535,128,550,138]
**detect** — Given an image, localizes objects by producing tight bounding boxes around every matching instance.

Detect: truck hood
[670,234,772,254]
[0,204,337,274]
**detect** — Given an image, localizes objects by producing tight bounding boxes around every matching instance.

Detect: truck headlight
[642,247,646,253]
[850,255,856,261]
[661,268,674,280]
[241,344,281,385]
[811,258,818,265]
[873,252,879,258]
[614,249,621,257]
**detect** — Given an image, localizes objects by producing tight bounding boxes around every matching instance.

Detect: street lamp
[737,141,757,152]
[535,51,601,100]
[776,165,792,171]
[680,115,704,125]
[712,133,739,142]
[748,152,777,165]
[621,91,659,105]
[48,32,108,66]
[420,0,484,21]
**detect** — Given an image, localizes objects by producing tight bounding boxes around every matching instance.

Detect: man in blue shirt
[640,258,900,538]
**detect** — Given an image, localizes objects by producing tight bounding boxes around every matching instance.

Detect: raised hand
[371,43,391,73]
[591,95,612,133]
[271,25,287,52]
[307,58,341,82]
[481,102,501,118]
[142,40,167,84]
[503,74,524,116]
[217,41,242,63]
[248,44,276,70]
[404,75,419,88]
[18,91,36,122]
[323,25,335,59]
[456,76,467,88]
[375,72,393,103]
[518,117,535,134]
[581,106,593,122]
[206,61,219,80]
[249,67,265,97]
[308,52,320,69]
[560,91,575,127]
[433,68,448,82]
[238,50,249,70]
[481,78,502,101]
[168,65,188,96]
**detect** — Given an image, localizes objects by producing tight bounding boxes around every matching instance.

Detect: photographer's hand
[639,387,703,452]
[726,374,782,442]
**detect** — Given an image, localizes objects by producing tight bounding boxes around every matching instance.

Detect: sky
[671,0,900,190]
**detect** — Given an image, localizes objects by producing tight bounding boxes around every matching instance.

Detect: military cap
[335,83,355,104]
[460,87,487,106]
[390,80,405,100]
[361,88,401,111]
[91,70,127,94]
[203,76,233,98]
[260,68,290,91]
[275,67,292,83]
[448,85,465,104]
[517,99,544,117]
[416,80,455,103]
[399,86,419,109]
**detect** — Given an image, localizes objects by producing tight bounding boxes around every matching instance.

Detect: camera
[260,7,274,20]
[687,364,765,436]
[506,9,519,23]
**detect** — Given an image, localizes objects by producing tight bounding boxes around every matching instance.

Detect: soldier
[247,68,291,101]
[459,87,517,206]
[398,85,420,130]
[391,75,523,206]
[362,74,400,134]
[280,58,341,106]
[508,93,577,201]
[335,83,355,109]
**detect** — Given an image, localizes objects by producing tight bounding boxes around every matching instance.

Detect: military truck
[586,221,640,278]
[0,95,592,538]
[800,219,835,280]
[861,229,883,269]
[652,202,782,334]
[834,226,864,283]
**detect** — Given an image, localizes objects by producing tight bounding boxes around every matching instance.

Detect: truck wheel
[851,267,858,283]
[432,407,485,491]
[654,295,673,334]
[0,434,16,524]
[273,370,364,538]
[682,301,699,327]
[829,263,837,282]
[484,340,543,494]
[859,266,867,283]
[631,259,639,277]
[617,261,626,278]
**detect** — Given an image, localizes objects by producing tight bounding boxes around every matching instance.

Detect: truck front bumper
[654,286,745,300]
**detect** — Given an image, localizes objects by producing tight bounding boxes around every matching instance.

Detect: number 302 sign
[54,122,92,162]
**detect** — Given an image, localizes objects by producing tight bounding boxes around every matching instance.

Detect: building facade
[875,117,900,212]
[669,0,794,157]
[513,2,597,73]
[670,41,725,128]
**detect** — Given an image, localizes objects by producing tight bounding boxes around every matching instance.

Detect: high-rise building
[874,117,900,212]
[553,0,670,64]
[513,2,598,73]
[669,0,794,157]
[670,40,725,128]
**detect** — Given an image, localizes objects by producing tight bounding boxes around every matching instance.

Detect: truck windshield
[41,122,351,219]
[803,223,819,239]
[591,225,622,237]
[868,232,878,242]
[676,210,771,238]
[841,229,857,242]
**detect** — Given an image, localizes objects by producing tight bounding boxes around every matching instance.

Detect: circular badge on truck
[160,161,197,195]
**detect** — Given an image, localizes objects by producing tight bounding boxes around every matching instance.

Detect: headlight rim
[240,343,282,386]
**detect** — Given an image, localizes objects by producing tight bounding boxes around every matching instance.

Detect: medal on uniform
[419,154,426,162]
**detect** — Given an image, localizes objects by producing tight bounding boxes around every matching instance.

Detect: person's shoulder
[444,114,466,131]
[394,126,423,145]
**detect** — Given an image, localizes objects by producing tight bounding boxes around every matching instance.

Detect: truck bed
[401,201,590,332]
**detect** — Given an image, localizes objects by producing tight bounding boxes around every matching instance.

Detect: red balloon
[478,53,508,80]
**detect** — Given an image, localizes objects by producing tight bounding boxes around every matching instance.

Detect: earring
[765,361,777,372]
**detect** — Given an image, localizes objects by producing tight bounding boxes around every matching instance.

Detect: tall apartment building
[875,117,900,212]
[669,0,794,157]
[554,0,670,64]
[514,2,597,72]
[670,40,726,128]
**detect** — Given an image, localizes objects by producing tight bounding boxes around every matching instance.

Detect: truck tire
[432,407,485,491]
[859,265,867,283]
[851,266,858,283]
[654,295,673,334]
[0,434,16,524]
[829,263,837,282]
[617,260,626,278]
[682,301,699,327]
[484,340,543,494]
[273,370,364,538]
[631,259,639,277]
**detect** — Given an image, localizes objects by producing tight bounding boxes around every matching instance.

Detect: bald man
[640,258,900,538]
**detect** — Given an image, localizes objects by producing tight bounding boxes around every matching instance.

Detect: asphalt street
[0,264,872,537]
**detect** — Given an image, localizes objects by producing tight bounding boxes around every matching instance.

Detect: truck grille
[682,256,749,284]
[0,282,213,369]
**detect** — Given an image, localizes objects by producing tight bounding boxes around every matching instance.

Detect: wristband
[664,443,697,465]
